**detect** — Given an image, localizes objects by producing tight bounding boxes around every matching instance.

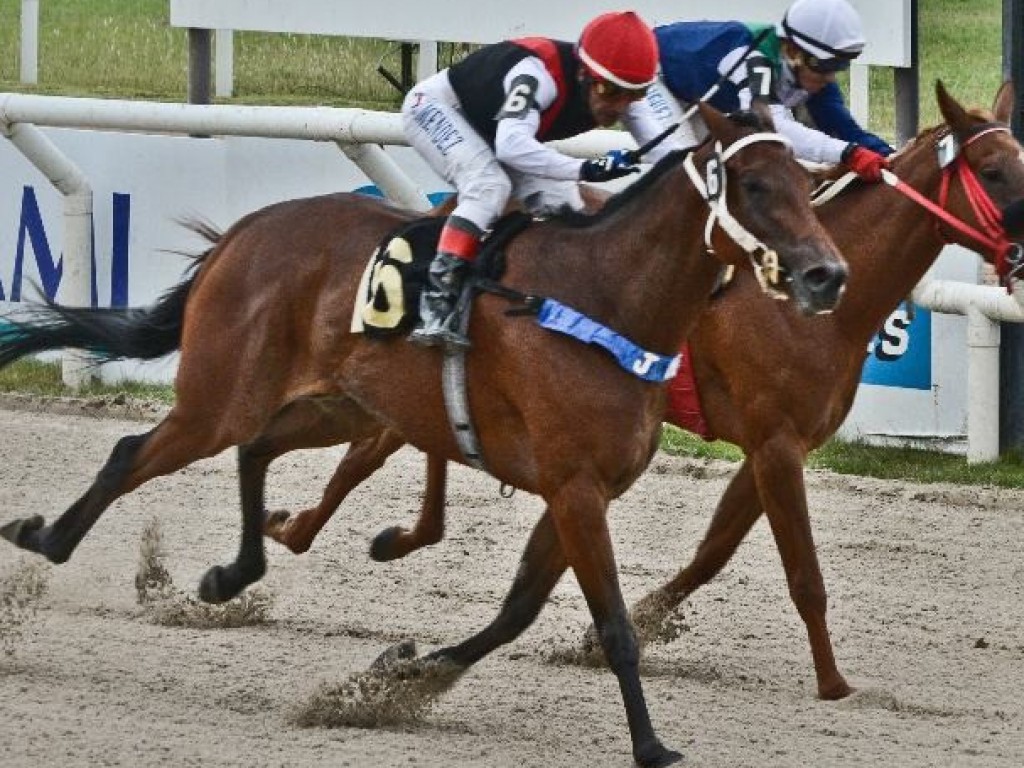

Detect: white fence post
[20,0,39,84]
[215,29,234,98]
[966,305,1001,464]
[849,63,870,127]
[0,119,93,388]
[417,40,438,83]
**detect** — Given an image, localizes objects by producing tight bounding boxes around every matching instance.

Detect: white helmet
[779,0,866,72]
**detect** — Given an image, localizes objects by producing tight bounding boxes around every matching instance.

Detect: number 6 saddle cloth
[350,212,530,338]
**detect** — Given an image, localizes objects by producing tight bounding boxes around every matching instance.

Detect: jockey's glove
[842,143,889,183]
[580,150,641,183]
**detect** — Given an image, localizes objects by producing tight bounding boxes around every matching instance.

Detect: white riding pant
[401,72,583,233]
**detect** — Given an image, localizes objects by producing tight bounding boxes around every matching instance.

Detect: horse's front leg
[549,478,681,768]
[750,434,851,700]
[427,508,566,665]
[628,458,764,645]
[264,429,406,554]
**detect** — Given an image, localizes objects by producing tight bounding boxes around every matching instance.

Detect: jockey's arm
[492,58,583,181]
[806,82,895,156]
[768,102,850,164]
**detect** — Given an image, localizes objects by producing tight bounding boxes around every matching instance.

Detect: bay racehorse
[261,81,1024,702]
[0,104,846,767]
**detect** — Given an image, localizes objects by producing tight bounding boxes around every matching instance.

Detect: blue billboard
[861,303,932,390]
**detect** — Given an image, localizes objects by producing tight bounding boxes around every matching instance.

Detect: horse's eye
[980,166,1003,182]
[740,175,770,196]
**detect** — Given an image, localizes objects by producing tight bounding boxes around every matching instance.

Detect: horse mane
[895,105,996,157]
[552,110,774,229]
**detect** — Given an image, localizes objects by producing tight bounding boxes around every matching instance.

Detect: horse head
[694,101,848,315]
[929,80,1024,286]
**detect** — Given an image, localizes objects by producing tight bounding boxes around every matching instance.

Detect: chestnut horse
[262,82,1024,702]
[0,106,845,767]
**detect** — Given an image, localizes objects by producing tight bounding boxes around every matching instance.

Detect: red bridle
[882,123,1024,290]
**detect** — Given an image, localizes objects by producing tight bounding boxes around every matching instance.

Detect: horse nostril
[804,262,848,301]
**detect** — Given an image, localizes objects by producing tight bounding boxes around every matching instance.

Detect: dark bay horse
[0,105,845,767]
[261,82,1024,702]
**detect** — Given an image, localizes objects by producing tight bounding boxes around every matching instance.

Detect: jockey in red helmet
[401,11,682,350]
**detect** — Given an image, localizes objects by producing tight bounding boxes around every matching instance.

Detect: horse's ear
[936,79,971,136]
[698,102,738,144]
[751,99,775,131]
[993,80,1015,125]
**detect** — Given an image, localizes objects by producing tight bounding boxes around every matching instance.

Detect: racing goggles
[593,79,649,102]
[800,52,852,75]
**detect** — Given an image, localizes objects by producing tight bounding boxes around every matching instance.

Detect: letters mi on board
[6,183,927,388]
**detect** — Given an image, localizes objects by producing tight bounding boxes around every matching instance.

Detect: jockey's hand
[580,150,641,183]
[842,144,889,183]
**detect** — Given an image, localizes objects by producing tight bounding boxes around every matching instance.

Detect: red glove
[842,145,888,183]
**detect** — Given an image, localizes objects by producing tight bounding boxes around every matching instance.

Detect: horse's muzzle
[794,260,848,315]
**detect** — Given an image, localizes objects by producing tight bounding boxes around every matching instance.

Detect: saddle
[351,212,533,338]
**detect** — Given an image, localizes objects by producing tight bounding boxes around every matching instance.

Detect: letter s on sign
[875,310,911,361]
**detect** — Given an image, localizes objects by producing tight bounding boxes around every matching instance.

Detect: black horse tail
[0,224,219,370]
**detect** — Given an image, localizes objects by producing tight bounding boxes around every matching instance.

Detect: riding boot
[410,252,472,349]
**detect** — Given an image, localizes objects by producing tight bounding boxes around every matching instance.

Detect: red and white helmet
[577,11,659,90]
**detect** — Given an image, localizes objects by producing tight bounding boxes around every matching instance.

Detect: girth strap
[441,281,487,471]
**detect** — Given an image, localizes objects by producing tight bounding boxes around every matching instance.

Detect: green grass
[0,0,1008,132]
[0,359,174,403]
[661,425,1024,488]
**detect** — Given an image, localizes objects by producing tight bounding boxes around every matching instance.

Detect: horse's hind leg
[0,412,226,565]
[205,396,379,602]
[0,431,153,563]
[264,428,406,554]
[369,453,448,562]
[198,440,271,603]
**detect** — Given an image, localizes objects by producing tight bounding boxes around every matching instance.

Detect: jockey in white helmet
[645,0,892,181]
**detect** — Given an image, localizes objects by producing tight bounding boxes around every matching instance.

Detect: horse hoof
[0,514,45,550]
[369,526,405,562]
[198,565,235,604]
[263,509,290,529]
[635,743,683,768]
[820,680,854,700]
[369,638,418,672]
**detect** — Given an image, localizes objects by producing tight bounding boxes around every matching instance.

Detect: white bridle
[684,132,794,299]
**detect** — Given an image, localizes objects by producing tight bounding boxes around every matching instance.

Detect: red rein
[884,125,1022,290]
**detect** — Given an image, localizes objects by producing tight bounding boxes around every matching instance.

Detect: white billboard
[170,0,912,67]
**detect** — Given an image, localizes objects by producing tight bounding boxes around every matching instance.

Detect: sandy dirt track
[1,405,1023,767]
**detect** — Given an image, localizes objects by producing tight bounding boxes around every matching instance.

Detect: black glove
[579,150,641,183]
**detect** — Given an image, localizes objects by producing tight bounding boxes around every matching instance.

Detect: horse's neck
[593,176,720,355]
[826,145,947,343]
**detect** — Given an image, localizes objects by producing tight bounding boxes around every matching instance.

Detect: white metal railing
[0,93,626,387]
[910,275,1024,463]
